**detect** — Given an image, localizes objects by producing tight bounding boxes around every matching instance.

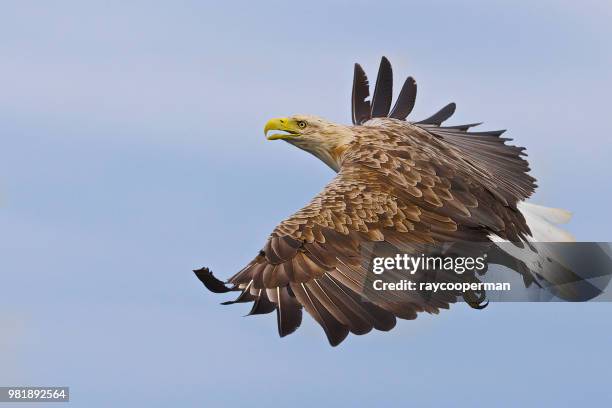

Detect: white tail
[489,202,611,301]
[517,201,575,242]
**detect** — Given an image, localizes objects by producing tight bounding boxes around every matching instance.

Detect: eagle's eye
[297,121,307,129]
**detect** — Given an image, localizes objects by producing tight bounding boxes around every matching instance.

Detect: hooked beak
[264,118,300,140]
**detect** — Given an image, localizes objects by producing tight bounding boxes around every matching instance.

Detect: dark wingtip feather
[247,291,276,315]
[352,63,371,125]
[277,287,303,337]
[291,282,349,346]
[329,330,349,347]
[389,76,417,120]
[442,122,483,131]
[220,283,255,305]
[371,56,393,118]
[194,267,232,293]
[415,102,456,125]
[468,129,507,137]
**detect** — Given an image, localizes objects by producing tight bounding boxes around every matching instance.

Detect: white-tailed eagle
[195,57,597,346]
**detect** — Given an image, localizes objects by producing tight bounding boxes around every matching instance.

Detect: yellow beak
[264,117,298,140]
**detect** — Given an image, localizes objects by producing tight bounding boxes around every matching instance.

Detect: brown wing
[198,135,522,345]
[221,167,440,346]
[413,123,536,207]
[355,119,536,242]
[349,56,536,209]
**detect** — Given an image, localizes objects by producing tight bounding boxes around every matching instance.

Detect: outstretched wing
[351,56,536,207]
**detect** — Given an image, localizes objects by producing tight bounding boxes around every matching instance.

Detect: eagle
[195,57,601,346]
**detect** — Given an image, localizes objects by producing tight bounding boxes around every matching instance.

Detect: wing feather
[415,102,456,125]
[352,63,371,125]
[275,286,302,337]
[370,56,393,118]
[389,76,417,120]
[291,282,349,346]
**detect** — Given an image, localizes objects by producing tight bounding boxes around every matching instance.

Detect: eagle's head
[264,114,354,172]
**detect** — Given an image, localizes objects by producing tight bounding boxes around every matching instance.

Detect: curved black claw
[463,288,489,309]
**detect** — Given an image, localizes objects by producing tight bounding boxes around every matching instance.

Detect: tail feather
[489,202,612,301]
[518,201,575,242]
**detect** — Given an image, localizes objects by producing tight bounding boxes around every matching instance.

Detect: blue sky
[1,1,612,406]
